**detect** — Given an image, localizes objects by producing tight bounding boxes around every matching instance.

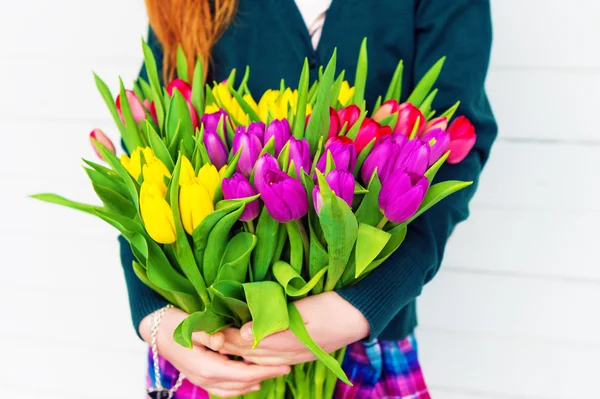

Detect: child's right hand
[140,307,291,398]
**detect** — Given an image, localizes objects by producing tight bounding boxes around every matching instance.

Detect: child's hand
[218,292,370,366]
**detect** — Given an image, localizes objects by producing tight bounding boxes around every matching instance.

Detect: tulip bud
[197,163,221,199]
[421,128,450,166]
[247,121,266,143]
[166,78,192,101]
[232,127,264,177]
[328,107,341,138]
[394,102,426,137]
[89,129,116,160]
[142,154,172,198]
[264,119,291,155]
[379,169,429,223]
[337,104,361,130]
[288,137,311,177]
[373,99,401,123]
[178,156,215,235]
[201,109,228,134]
[422,116,448,135]
[140,181,176,244]
[222,173,260,221]
[315,136,357,174]
[253,153,280,193]
[203,130,229,170]
[116,90,146,124]
[143,100,158,125]
[360,134,408,184]
[120,147,155,180]
[337,81,355,106]
[354,118,392,153]
[258,169,308,222]
[393,138,431,176]
[312,170,355,214]
[447,116,476,164]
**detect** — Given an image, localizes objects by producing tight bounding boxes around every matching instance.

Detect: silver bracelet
[147,304,185,399]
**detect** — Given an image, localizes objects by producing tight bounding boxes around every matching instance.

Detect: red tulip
[329,107,341,138]
[447,116,476,164]
[143,100,158,125]
[89,129,116,160]
[166,78,192,101]
[337,104,361,130]
[354,118,392,153]
[373,99,401,123]
[422,117,448,135]
[394,102,425,137]
[116,90,146,124]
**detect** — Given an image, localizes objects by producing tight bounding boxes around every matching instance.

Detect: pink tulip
[422,117,448,136]
[447,116,477,164]
[166,78,192,101]
[143,100,158,125]
[354,118,392,153]
[89,129,116,160]
[116,90,146,124]
[337,104,361,130]
[394,103,425,137]
[373,99,401,123]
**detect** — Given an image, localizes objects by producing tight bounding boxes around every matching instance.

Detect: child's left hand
[216,291,370,366]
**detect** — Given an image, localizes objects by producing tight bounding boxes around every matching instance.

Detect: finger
[243,354,315,366]
[205,384,262,398]
[222,327,253,349]
[199,348,291,382]
[240,321,254,341]
[192,331,225,352]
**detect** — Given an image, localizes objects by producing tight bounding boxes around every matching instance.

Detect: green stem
[376,216,388,230]
[314,360,326,399]
[295,219,310,264]
[246,219,255,234]
[275,375,286,399]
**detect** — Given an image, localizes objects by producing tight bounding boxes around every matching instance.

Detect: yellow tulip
[197,164,220,199]
[179,156,198,186]
[140,181,176,244]
[204,103,220,114]
[142,156,171,198]
[257,89,312,122]
[207,83,259,127]
[120,147,156,180]
[338,81,355,106]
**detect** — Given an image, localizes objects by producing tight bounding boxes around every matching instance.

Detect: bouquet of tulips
[34,38,476,399]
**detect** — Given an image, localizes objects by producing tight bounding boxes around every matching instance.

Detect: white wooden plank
[486,69,600,143]
[419,270,600,347]
[418,328,599,399]
[428,390,514,399]
[491,1,600,69]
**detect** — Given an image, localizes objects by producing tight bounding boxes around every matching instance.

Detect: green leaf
[210,281,251,325]
[203,204,245,286]
[384,60,404,102]
[357,226,408,278]
[425,151,450,183]
[214,148,242,203]
[237,66,250,94]
[307,80,319,106]
[176,45,189,82]
[174,309,230,348]
[287,303,352,385]
[215,232,257,284]
[285,221,304,274]
[229,86,261,122]
[440,101,461,121]
[98,145,140,211]
[355,223,391,278]
[91,183,136,216]
[273,261,327,297]
[354,172,382,226]
[142,120,174,171]
[345,108,367,140]
[372,96,382,116]
[132,260,179,306]
[317,172,359,291]
[226,68,237,89]
[352,38,368,104]
[305,50,336,155]
[419,88,438,118]
[407,180,473,225]
[30,194,98,215]
[142,39,165,127]
[118,78,146,151]
[293,59,310,138]
[407,57,445,107]
[93,74,126,140]
[191,57,205,116]
[379,112,399,130]
[169,158,210,304]
[84,166,128,199]
[329,70,346,107]
[354,139,376,179]
[244,282,289,348]
[251,207,280,281]
[138,77,153,102]
[132,80,145,102]
[166,89,195,156]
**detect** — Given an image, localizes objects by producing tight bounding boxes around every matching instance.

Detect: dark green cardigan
[122,0,497,340]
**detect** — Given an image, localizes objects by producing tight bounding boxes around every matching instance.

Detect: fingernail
[241,326,253,341]
[252,385,261,391]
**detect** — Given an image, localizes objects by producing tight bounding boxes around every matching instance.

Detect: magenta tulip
[447,116,477,164]
[89,129,116,159]
[203,130,228,169]
[360,134,408,184]
[202,109,228,133]
[337,104,361,130]
[395,138,431,176]
[421,128,450,166]
[264,119,291,155]
[394,102,425,137]
[232,127,263,177]
[166,78,192,101]
[373,99,401,123]
[116,90,146,124]
[422,117,448,135]
[354,117,392,153]
[288,137,311,177]
[379,169,429,223]
[312,170,355,214]
[315,136,357,174]
[222,173,260,221]
[247,122,266,142]
[258,169,309,222]
[253,153,280,193]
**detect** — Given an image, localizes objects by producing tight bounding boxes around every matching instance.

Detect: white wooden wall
[1,1,598,398]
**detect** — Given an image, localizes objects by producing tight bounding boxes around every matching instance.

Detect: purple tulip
[203,130,228,169]
[394,138,431,176]
[258,169,309,223]
[247,121,266,142]
[201,109,228,134]
[360,134,408,184]
[288,137,311,177]
[421,128,450,166]
[315,136,357,174]
[232,128,263,177]
[222,173,260,221]
[253,153,280,193]
[312,170,355,214]
[264,119,291,156]
[379,169,429,223]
